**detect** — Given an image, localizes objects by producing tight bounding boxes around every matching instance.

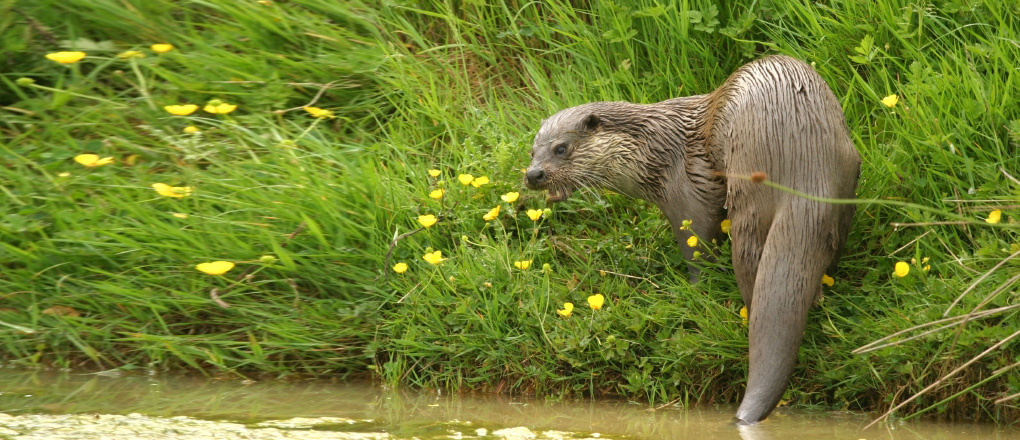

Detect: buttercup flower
[687,236,698,247]
[483,205,500,221]
[526,209,543,221]
[557,302,574,317]
[302,106,335,119]
[45,51,86,64]
[164,104,199,116]
[429,189,445,199]
[74,154,114,168]
[152,183,193,198]
[680,219,692,230]
[514,260,532,270]
[117,50,145,59]
[458,174,475,185]
[393,262,409,273]
[894,261,909,278]
[501,192,520,203]
[740,306,748,325]
[470,176,490,188]
[423,250,444,265]
[542,263,552,273]
[428,169,442,177]
[721,219,731,233]
[183,126,200,134]
[881,94,899,107]
[196,261,235,275]
[417,214,437,228]
[986,210,1002,224]
[587,294,605,310]
[821,274,834,287]
[151,44,175,53]
[204,101,238,114]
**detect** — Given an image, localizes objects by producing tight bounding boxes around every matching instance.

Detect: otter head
[526,103,646,202]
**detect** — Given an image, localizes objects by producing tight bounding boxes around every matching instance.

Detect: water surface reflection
[0,369,1014,439]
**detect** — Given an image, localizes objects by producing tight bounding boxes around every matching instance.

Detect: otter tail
[734,210,827,424]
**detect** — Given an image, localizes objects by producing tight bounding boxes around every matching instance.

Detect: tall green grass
[1,0,1018,423]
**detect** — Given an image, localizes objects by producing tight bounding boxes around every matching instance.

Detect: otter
[524,55,860,424]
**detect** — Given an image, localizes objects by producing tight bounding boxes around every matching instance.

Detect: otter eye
[554,143,568,157]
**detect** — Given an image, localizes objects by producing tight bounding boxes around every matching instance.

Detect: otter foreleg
[734,210,827,424]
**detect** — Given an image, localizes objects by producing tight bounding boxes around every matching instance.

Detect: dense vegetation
[1,0,1018,424]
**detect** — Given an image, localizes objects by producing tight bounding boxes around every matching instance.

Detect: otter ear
[582,113,600,131]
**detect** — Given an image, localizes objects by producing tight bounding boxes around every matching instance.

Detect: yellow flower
[45,51,87,64]
[881,94,899,108]
[739,306,748,325]
[302,106,336,119]
[686,235,698,247]
[423,250,444,265]
[986,210,1002,224]
[680,219,692,230]
[417,214,437,228]
[501,192,520,203]
[514,260,532,270]
[428,169,442,177]
[429,189,445,199]
[195,261,235,275]
[720,219,731,233]
[151,44,175,53]
[164,104,199,116]
[183,126,200,134]
[74,154,114,167]
[458,174,475,185]
[557,302,574,317]
[483,205,500,221]
[152,183,193,198]
[470,176,490,188]
[526,209,543,221]
[587,293,605,310]
[692,251,701,259]
[393,262,409,274]
[821,274,834,287]
[204,102,238,114]
[117,50,145,59]
[894,261,910,278]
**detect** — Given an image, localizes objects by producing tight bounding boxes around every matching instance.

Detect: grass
[2,0,1019,424]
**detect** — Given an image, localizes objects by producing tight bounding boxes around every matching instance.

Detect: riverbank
[1,0,1018,424]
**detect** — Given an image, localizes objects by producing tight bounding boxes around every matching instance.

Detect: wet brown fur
[525,55,861,424]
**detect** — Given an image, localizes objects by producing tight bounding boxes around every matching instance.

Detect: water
[0,369,1016,439]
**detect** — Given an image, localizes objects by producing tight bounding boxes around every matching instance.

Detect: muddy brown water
[0,369,1016,439]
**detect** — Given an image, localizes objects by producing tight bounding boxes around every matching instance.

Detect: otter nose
[525,169,546,186]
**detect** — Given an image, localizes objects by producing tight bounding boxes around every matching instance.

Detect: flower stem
[128,58,157,110]
[25,83,126,108]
